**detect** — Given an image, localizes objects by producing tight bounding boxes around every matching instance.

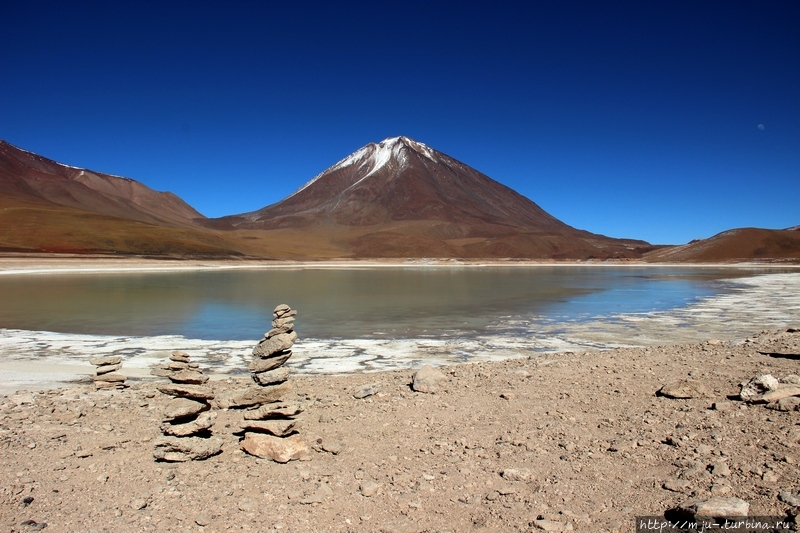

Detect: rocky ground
[2,329,800,533]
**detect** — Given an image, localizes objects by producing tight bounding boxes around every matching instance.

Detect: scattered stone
[532,518,573,531]
[663,478,690,492]
[240,433,309,463]
[501,468,532,482]
[153,436,224,462]
[360,480,381,497]
[657,379,709,399]
[353,383,382,399]
[754,385,800,403]
[412,364,447,393]
[779,491,800,507]
[676,497,750,518]
[766,396,800,411]
[740,374,780,401]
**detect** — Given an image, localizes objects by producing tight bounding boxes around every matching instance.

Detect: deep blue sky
[2,1,798,244]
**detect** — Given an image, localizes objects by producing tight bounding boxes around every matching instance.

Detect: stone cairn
[90,355,126,390]
[220,304,308,463]
[153,350,223,462]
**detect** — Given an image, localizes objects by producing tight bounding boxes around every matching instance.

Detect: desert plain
[1,257,799,533]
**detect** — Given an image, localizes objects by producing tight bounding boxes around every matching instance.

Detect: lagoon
[1,265,799,388]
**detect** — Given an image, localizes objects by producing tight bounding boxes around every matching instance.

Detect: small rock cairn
[90,355,126,390]
[232,304,309,463]
[153,351,222,462]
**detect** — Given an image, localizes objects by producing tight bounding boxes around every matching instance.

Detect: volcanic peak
[291,136,437,198]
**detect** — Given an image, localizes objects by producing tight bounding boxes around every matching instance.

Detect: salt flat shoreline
[1,253,798,275]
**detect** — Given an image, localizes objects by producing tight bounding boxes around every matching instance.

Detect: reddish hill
[644,227,800,263]
[221,136,652,259]
[0,140,204,227]
[0,140,248,257]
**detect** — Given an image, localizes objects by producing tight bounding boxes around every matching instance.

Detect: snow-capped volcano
[236,136,568,230]
[222,136,651,258]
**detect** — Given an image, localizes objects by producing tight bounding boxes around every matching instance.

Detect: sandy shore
[2,329,800,532]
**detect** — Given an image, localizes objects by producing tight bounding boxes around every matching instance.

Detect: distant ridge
[644,227,800,262]
[0,140,203,227]
[219,136,652,259]
[0,140,242,256]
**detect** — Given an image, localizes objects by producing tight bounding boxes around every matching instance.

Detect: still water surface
[0,266,751,339]
[1,266,799,381]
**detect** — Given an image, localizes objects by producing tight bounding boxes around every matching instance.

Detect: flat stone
[243,402,304,420]
[157,384,214,400]
[240,433,309,462]
[265,324,294,338]
[657,379,709,399]
[754,385,800,403]
[89,356,123,366]
[163,398,209,421]
[95,363,122,375]
[272,316,296,328]
[95,380,125,390]
[170,351,191,363]
[532,519,572,532]
[93,372,126,383]
[239,418,300,437]
[353,383,382,399]
[501,468,532,482]
[150,367,172,378]
[253,332,297,358]
[153,436,223,462]
[766,396,800,411]
[216,383,292,409]
[161,411,215,437]
[412,364,447,393]
[677,497,750,518]
[162,361,189,370]
[168,370,209,385]
[272,304,292,317]
[663,478,690,492]
[251,367,291,387]
[248,352,292,373]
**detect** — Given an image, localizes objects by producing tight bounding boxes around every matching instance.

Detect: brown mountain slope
[644,226,800,262]
[0,140,253,257]
[220,136,652,259]
[0,140,203,227]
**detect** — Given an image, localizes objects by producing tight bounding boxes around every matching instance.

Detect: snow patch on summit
[287,136,439,197]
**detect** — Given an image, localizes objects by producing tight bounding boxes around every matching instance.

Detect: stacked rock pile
[90,356,126,390]
[229,304,308,462]
[153,351,222,462]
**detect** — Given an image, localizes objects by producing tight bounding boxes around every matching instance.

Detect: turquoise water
[0,266,762,340]
[1,266,799,383]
